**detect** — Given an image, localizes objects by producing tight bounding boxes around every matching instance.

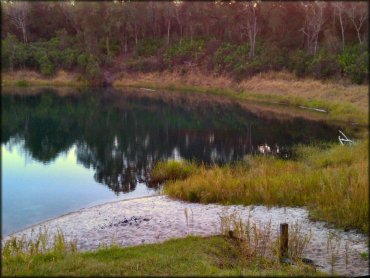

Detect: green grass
[150,160,198,184]
[3,235,322,276]
[15,80,29,87]
[123,82,367,125]
[158,139,368,233]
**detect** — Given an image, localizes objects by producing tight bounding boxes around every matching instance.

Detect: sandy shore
[3,196,369,276]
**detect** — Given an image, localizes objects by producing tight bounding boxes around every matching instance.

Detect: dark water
[1,88,357,235]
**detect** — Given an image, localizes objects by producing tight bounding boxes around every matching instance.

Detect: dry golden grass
[156,139,369,233]
[114,70,368,119]
[239,71,368,113]
[1,70,85,87]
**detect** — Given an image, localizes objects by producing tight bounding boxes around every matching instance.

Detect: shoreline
[2,70,367,125]
[3,194,159,238]
[3,195,369,276]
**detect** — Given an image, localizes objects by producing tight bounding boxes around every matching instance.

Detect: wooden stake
[280,223,289,258]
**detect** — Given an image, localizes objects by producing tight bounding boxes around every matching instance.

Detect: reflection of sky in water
[2,143,156,236]
[2,90,354,237]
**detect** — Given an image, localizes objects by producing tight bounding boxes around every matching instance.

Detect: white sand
[3,196,369,276]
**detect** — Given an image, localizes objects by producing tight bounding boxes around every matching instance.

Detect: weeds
[219,212,312,267]
[2,227,77,262]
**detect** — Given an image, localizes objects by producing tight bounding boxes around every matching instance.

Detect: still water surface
[2,88,357,235]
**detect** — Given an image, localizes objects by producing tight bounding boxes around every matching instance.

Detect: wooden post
[280,223,289,259]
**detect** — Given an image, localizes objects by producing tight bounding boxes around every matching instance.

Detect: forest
[1,1,368,85]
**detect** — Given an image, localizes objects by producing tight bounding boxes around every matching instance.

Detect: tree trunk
[167,20,171,45]
[106,36,110,57]
[338,12,345,51]
[134,24,138,45]
[355,27,362,46]
[22,25,27,43]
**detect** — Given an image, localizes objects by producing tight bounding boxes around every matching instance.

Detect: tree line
[1,1,368,84]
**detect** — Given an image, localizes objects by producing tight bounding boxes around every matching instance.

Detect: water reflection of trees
[2,90,340,194]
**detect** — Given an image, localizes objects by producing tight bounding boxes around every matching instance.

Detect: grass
[153,138,368,233]
[3,69,367,124]
[114,70,368,125]
[1,70,89,87]
[2,227,321,276]
[150,160,198,185]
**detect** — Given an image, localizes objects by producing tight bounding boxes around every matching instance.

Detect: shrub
[39,55,54,76]
[86,54,103,85]
[1,35,19,71]
[164,38,205,66]
[62,48,77,69]
[338,45,368,84]
[77,53,88,71]
[288,50,312,77]
[99,38,120,57]
[135,38,163,57]
[308,49,341,79]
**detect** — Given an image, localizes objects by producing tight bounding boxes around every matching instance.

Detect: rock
[281,257,294,265]
[302,258,315,265]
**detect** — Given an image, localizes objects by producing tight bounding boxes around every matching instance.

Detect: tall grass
[2,227,77,266]
[114,70,368,125]
[159,139,368,233]
[150,160,198,185]
[1,70,88,87]
[219,212,312,265]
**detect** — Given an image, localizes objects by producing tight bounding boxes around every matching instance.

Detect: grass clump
[160,139,368,233]
[150,160,198,184]
[219,212,313,266]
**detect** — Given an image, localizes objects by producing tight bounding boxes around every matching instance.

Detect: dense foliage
[1,1,368,84]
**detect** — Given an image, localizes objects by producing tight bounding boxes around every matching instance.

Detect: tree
[300,2,326,55]
[5,1,29,43]
[345,2,368,46]
[333,2,346,52]
[242,1,259,59]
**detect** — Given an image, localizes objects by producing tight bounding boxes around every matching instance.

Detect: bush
[254,43,287,72]
[62,48,77,69]
[126,57,164,73]
[308,49,341,79]
[86,54,103,85]
[99,38,120,57]
[338,45,368,84]
[1,35,19,71]
[164,38,205,66]
[135,38,163,57]
[77,53,88,71]
[288,50,312,77]
[39,55,54,76]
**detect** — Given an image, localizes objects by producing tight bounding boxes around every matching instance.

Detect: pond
[1,87,360,235]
